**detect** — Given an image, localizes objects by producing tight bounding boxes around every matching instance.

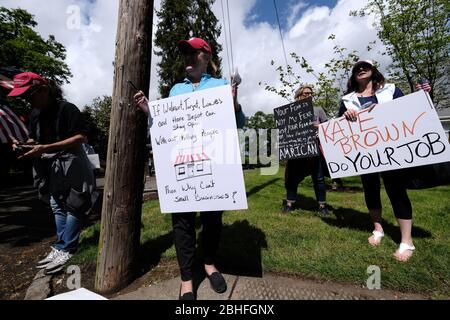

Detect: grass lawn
[73,168,450,298]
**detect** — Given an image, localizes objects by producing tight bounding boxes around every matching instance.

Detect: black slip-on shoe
[207,272,227,294]
[179,291,196,300]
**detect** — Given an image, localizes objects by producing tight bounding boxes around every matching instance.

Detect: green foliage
[246,111,275,130]
[74,170,450,297]
[351,0,450,108]
[0,7,72,84]
[154,0,222,98]
[243,111,276,168]
[0,7,72,117]
[260,35,363,116]
[82,96,112,160]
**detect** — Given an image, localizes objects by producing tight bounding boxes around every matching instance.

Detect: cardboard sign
[274,97,319,161]
[319,91,450,179]
[148,85,248,213]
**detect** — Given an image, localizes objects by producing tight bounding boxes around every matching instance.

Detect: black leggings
[172,211,223,281]
[361,171,412,220]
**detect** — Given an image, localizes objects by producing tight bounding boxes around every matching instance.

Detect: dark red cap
[178,37,212,54]
[7,72,48,97]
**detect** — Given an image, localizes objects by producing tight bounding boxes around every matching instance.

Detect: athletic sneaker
[36,248,61,269]
[44,251,73,273]
[318,205,330,217]
[282,200,296,214]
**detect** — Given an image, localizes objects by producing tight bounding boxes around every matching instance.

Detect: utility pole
[95,0,154,294]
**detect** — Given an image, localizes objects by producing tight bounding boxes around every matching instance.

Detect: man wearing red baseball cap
[7,72,48,97]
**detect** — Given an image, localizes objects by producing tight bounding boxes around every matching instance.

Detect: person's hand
[344,109,358,122]
[232,83,238,101]
[18,144,47,159]
[416,82,432,93]
[134,90,149,115]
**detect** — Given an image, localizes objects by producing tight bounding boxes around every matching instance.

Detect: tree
[244,111,276,167]
[351,0,450,107]
[0,7,72,84]
[154,0,222,98]
[246,111,275,130]
[260,35,365,116]
[82,96,112,160]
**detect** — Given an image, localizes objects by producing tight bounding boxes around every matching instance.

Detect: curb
[24,270,53,300]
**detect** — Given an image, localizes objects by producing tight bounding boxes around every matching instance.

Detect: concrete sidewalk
[113,273,426,300]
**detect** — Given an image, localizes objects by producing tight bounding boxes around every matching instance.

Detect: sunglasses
[353,64,372,73]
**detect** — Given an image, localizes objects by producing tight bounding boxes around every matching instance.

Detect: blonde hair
[205,52,218,77]
[294,85,314,100]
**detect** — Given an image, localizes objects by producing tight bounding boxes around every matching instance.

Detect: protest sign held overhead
[274,97,319,161]
[148,85,248,213]
[319,90,450,179]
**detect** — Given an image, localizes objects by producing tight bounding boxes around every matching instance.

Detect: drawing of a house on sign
[174,146,213,181]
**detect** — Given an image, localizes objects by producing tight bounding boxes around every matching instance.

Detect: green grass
[73,168,450,298]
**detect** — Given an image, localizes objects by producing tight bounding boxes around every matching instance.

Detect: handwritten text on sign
[148,85,248,213]
[274,97,319,160]
[318,91,450,179]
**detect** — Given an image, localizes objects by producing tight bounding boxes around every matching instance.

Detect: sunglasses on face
[353,64,372,73]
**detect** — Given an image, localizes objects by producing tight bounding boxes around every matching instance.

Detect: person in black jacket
[8,72,96,274]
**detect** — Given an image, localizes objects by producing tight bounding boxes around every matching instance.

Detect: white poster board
[148,85,248,213]
[319,91,450,179]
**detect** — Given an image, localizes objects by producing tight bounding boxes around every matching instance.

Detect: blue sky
[246,0,338,29]
[1,0,384,113]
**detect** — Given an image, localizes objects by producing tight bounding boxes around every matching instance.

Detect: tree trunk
[95,0,153,294]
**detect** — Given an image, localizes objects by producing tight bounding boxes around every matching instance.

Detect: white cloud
[286,1,308,29]
[289,6,330,38]
[2,0,388,116]
[209,0,389,115]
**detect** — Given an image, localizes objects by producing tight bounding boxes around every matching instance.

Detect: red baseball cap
[7,72,48,97]
[178,37,212,54]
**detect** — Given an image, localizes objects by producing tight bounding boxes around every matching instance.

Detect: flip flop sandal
[397,243,415,255]
[370,230,384,245]
[394,243,416,262]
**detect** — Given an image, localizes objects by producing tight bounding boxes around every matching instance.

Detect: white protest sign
[148,85,248,213]
[319,90,450,179]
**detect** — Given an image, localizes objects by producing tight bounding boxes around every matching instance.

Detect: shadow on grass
[325,185,364,193]
[192,219,267,292]
[321,207,432,243]
[75,217,268,293]
[138,231,174,276]
[246,178,281,197]
[291,194,322,212]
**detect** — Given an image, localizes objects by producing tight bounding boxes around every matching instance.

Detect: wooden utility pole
[95,0,154,294]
